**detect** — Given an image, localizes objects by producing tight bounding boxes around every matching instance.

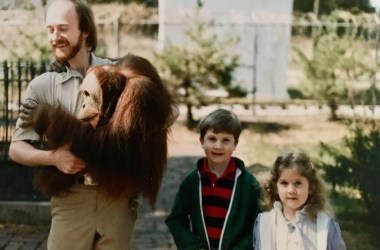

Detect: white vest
[257,209,330,250]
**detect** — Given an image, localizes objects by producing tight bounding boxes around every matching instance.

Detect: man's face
[45,0,87,62]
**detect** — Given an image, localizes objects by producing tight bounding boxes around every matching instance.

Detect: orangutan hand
[18,99,38,128]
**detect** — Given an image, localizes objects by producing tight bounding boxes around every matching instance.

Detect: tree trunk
[328,98,339,120]
[186,102,194,129]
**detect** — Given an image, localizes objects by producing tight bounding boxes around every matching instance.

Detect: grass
[332,194,378,250]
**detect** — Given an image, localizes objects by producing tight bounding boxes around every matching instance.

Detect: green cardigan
[166,157,262,250]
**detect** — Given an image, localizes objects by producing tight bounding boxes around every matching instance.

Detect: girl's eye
[279,181,288,186]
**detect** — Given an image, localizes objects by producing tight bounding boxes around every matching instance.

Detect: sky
[371,0,380,10]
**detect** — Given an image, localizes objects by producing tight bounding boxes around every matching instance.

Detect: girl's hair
[262,149,330,220]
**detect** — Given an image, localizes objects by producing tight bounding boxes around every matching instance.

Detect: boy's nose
[215,141,222,148]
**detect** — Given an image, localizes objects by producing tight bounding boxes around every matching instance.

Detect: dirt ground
[169,107,348,166]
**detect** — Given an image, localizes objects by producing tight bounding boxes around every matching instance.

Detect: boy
[166,108,262,250]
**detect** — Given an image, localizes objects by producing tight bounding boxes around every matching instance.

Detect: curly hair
[262,149,331,221]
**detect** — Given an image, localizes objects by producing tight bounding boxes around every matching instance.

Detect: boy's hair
[198,109,241,141]
[262,149,330,221]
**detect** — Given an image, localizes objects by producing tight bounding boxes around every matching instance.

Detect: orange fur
[32,54,175,207]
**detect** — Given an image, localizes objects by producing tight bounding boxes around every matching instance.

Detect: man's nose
[49,30,60,43]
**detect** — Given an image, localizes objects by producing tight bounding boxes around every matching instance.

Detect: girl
[253,149,346,250]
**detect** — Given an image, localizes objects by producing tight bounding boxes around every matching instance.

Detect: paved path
[0,156,200,250]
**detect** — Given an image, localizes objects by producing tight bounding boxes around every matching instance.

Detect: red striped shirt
[200,158,236,248]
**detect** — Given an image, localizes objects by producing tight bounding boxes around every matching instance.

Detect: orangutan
[31,54,176,207]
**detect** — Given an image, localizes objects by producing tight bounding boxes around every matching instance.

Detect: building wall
[158,0,294,100]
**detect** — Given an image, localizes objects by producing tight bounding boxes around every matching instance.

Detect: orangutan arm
[31,104,132,169]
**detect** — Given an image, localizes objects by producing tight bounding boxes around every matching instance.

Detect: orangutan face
[78,71,102,127]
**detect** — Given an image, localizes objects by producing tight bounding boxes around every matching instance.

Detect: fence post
[3,61,9,141]
[17,60,22,109]
[39,60,46,74]
[30,61,36,79]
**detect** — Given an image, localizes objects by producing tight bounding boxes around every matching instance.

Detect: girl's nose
[287,185,296,193]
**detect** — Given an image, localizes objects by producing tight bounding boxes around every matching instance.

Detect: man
[8,1,136,249]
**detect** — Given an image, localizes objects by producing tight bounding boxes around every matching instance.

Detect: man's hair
[198,109,241,142]
[47,0,98,52]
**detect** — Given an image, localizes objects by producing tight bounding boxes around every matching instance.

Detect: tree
[154,15,243,128]
[318,123,380,222]
[293,0,375,15]
[294,33,374,120]
[9,29,51,62]
[86,0,158,7]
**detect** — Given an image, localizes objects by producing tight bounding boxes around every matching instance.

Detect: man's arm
[9,141,85,174]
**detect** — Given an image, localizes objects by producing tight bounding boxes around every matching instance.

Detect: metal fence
[0,60,47,201]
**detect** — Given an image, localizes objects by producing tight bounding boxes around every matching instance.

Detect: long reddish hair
[33,54,175,207]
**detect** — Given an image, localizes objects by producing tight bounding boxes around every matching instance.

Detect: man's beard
[52,33,84,62]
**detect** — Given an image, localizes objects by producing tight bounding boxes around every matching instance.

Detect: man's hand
[51,145,86,174]
[18,100,38,128]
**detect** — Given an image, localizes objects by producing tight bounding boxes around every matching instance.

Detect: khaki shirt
[12,54,113,142]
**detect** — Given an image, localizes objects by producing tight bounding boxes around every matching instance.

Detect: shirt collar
[200,158,237,178]
[274,201,309,223]
[60,53,106,83]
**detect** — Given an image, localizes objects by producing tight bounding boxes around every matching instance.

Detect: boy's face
[200,129,237,169]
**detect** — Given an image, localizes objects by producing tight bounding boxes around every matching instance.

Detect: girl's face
[276,168,310,217]
[200,129,237,169]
